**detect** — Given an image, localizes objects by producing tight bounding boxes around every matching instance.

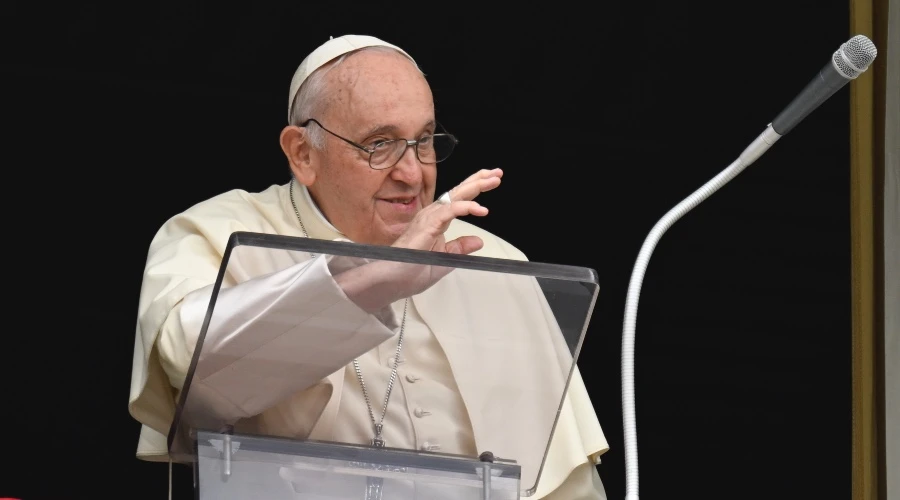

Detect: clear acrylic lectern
[167,232,599,499]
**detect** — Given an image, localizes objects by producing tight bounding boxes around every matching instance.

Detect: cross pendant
[372,423,385,448]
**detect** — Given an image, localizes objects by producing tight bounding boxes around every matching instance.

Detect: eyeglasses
[301,118,459,170]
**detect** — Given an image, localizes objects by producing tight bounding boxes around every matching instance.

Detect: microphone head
[832,34,877,79]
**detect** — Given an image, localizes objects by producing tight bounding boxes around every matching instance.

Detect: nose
[389,143,423,185]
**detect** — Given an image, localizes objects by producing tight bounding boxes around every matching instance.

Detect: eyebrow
[362,120,436,138]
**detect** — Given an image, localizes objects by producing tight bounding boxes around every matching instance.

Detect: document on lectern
[168,231,599,499]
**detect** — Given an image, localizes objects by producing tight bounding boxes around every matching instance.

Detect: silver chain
[289,177,313,247]
[290,178,408,447]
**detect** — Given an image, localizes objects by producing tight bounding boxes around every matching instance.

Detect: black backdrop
[2,1,853,499]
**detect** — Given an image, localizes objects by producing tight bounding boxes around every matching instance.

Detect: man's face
[306,50,437,246]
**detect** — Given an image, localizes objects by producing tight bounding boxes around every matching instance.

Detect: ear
[279,125,316,186]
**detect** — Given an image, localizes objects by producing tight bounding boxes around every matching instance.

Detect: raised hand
[392,168,503,254]
[335,168,503,313]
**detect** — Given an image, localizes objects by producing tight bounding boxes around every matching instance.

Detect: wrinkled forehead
[323,50,435,133]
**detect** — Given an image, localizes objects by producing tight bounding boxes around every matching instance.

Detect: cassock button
[386,356,406,367]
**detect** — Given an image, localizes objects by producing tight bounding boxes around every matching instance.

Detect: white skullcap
[287,34,417,122]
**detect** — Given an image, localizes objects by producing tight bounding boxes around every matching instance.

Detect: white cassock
[129,181,610,499]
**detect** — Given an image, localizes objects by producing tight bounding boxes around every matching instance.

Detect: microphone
[620,34,877,500]
[771,34,878,135]
[736,34,877,168]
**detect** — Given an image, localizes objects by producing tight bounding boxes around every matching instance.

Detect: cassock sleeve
[129,199,398,446]
[157,254,398,423]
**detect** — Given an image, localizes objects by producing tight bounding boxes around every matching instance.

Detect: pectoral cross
[372,423,385,448]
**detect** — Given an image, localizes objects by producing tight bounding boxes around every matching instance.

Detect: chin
[379,225,409,246]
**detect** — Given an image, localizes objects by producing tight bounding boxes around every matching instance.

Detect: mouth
[377,196,419,213]
[382,197,415,205]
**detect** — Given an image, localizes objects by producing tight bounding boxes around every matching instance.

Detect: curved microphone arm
[621,124,781,500]
[619,34,875,499]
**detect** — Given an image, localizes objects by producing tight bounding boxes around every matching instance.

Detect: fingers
[453,199,488,217]
[452,176,501,202]
[397,168,500,252]
[461,168,503,185]
[444,235,484,255]
[396,200,487,250]
[429,200,488,228]
[449,168,503,201]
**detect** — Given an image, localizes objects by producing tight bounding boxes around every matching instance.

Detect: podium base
[193,430,522,500]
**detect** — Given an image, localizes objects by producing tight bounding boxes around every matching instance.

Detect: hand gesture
[335,168,503,312]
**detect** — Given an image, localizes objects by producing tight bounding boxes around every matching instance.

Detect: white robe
[129,181,609,498]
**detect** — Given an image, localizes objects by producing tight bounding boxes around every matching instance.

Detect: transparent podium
[167,232,599,499]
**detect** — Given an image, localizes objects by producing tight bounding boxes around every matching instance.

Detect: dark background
[2,1,853,499]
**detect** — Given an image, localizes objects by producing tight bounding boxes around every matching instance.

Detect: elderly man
[129,35,609,499]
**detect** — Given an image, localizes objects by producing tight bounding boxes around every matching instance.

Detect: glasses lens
[369,140,405,170]
[369,135,458,169]
[418,134,456,164]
